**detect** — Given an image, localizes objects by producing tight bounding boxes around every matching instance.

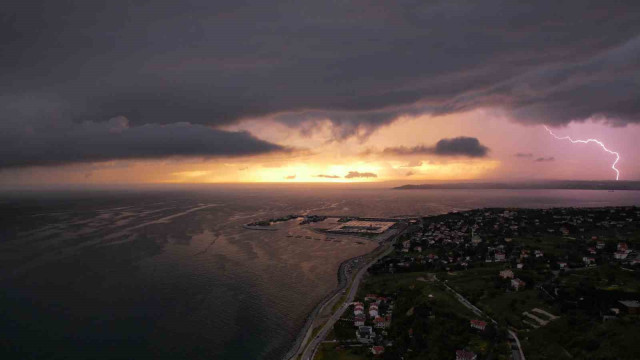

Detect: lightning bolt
[544,125,620,180]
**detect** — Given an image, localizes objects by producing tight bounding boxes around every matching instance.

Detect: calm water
[1,187,640,359]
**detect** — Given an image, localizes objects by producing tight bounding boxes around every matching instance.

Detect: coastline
[283,224,408,360]
[282,250,367,360]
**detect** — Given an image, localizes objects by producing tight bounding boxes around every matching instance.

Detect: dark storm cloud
[0,113,285,168]
[345,171,377,179]
[384,137,489,158]
[515,153,534,158]
[2,1,640,166]
[535,157,555,162]
[315,174,341,179]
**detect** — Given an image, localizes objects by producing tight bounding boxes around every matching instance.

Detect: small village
[316,206,640,360]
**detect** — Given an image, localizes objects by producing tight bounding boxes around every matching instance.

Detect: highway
[297,243,395,360]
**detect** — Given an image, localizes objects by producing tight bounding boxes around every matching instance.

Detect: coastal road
[298,243,395,360]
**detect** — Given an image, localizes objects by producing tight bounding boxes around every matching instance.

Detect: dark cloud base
[0,116,285,168]
[384,137,489,158]
[3,1,640,166]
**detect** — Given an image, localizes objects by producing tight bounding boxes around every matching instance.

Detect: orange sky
[2,108,638,186]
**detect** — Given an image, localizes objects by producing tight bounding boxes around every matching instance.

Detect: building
[374,315,391,328]
[470,319,487,331]
[369,304,379,317]
[511,278,526,291]
[618,242,629,252]
[371,346,385,355]
[354,302,364,315]
[456,350,478,360]
[618,300,640,315]
[365,294,378,302]
[354,314,366,326]
[614,251,629,260]
[499,269,514,279]
[329,220,395,235]
[495,252,506,262]
[356,326,374,344]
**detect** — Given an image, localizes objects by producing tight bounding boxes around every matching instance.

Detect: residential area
[315,206,640,359]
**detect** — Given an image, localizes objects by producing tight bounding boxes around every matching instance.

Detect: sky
[1,1,640,185]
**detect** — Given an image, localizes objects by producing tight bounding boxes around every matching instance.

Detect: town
[314,206,640,360]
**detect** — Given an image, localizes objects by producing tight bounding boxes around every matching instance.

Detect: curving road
[299,243,395,360]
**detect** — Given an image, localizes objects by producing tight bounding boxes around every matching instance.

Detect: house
[511,278,526,291]
[456,350,478,360]
[354,303,364,315]
[516,263,524,269]
[470,319,487,331]
[471,234,482,245]
[374,315,390,328]
[369,304,379,317]
[495,252,506,262]
[587,247,597,255]
[371,346,385,355]
[354,314,366,326]
[356,326,374,344]
[365,294,378,302]
[557,262,568,269]
[415,246,423,252]
[582,257,595,266]
[499,269,514,279]
[535,250,544,258]
[618,300,640,315]
[618,242,629,252]
[596,241,605,249]
[614,251,629,260]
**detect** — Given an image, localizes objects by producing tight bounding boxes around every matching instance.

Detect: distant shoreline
[395,180,640,191]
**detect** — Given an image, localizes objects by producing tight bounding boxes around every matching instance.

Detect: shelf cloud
[2,0,639,149]
[0,115,286,168]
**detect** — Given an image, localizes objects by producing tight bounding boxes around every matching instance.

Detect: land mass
[308,206,640,360]
[394,180,640,191]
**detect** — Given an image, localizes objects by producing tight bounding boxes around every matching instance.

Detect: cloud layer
[315,174,341,179]
[0,114,285,168]
[383,137,489,158]
[345,171,378,179]
[2,1,640,165]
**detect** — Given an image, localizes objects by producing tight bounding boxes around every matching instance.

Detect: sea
[1,186,640,360]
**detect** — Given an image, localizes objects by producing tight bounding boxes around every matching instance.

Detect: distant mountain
[394,180,640,190]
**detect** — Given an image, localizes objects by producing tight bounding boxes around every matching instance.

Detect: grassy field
[349,271,511,359]
[559,265,640,293]
[315,343,367,360]
[439,265,559,329]
[521,316,640,360]
[357,271,478,319]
